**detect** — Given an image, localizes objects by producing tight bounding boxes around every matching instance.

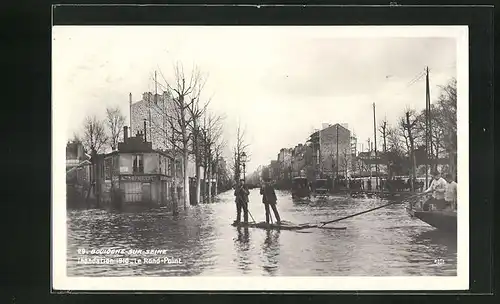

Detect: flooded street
[67,189,457,276]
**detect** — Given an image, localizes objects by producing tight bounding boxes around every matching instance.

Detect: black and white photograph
[53,25,468,290]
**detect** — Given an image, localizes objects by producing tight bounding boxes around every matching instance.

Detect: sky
[53,26,460,173]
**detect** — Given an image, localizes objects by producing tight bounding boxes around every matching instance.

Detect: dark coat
[234,185,249,203]
[260,184,277,204]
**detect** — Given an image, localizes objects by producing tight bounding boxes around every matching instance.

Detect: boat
[406,201,457,233]
[231,220,346,231]
[291,176,311,200]
[404,67,457,234]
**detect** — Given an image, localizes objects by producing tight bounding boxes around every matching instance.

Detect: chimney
[123,126,128,142]
[143,119,147,142]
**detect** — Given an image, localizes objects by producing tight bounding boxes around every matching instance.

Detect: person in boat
[444,173,457,210]
[422,170,448,211]
[260,178,281,225]
[233,179,250,224]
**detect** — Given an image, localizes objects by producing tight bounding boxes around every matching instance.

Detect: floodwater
[66,189,457,276]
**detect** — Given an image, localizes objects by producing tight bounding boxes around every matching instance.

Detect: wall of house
[118,152,173,175]
[130,92,172,150]
[319,125,351,175]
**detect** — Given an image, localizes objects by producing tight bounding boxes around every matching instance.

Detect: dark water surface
[67,189,457,276]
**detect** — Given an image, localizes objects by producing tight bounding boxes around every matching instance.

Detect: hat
[432,170,440,176]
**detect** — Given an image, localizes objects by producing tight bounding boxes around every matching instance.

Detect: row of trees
[73,106,126,156]
[73,63,232,214]
[149,64,230,208]
[377,77,457,180]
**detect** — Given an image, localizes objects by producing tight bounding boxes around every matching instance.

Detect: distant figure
[444,173,457,210]
[260,178,281,225]
[367,178,372,191]
[422,171,448,211]
[233,179,249,224]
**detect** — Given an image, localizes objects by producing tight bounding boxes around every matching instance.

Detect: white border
[52,25,469,291]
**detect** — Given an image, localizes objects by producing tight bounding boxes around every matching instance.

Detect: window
[133,154,144,173]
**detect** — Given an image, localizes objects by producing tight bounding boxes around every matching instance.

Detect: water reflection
[261,230,281,276]
[234,226,251,274]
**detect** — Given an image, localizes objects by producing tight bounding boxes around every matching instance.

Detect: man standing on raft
[234,179,250,224]
[260,178,281,225]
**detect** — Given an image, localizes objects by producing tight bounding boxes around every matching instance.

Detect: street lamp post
[240,152,247,182]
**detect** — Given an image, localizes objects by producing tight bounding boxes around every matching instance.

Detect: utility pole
[373,103,379,190]
[129,93,132,134]
[425,66,430,187]
[426,66,433,171]
[406,112,416,192]
[336,124,339,179]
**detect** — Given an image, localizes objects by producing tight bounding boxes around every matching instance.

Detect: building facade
[308,123,351,179]
[269,160,280,182]
[130,91,197,179]
[277,148,293,180]
[291,143,313,178]
[94,126,182,208]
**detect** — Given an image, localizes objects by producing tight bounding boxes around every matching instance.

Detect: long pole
[426,67,433,171]
[320,192,424,226]
[336,125,339,179]
[373,103,379,190]
[367,138,372,185]
[425,67,429,187]
[129,93,132,133]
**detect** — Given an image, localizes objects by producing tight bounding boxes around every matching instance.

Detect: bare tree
[401,109,419,191]
[341,148,350,177]
[153,63,208,210]
[232,122,250,183]
[386,126,403,154]
[82,115,107,154]
[212,138,227,196]
[187,92,211,205]
[433,78,457,176]
[379,117,388,153]
[80,115,107,206]
[200,111,225,202]
[105,106,126,151]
